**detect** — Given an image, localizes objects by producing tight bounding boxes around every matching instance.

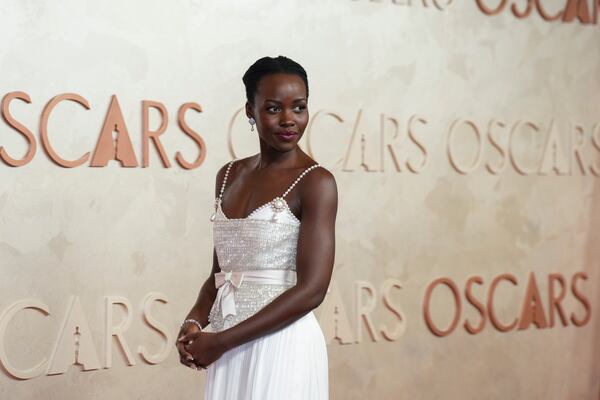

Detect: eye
[266,106,281,113]
[293,105,306,112]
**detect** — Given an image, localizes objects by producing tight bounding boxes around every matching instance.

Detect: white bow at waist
[214,269,297,320]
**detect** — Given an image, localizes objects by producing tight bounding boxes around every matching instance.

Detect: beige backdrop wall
[1,0,599,399]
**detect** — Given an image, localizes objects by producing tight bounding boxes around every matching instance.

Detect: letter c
[487,274,519,332]
[0,300,50,380]
[509,120,540,175]
[40,93,91,167]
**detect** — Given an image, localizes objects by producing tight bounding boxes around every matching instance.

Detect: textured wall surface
[1,0,599,399]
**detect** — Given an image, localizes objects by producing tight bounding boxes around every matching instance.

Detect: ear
[245,101,254,120]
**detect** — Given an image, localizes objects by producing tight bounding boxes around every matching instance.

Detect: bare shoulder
[214,157,243,197]
[299,165,338,213]
[214,156,254,189]
[303,165,337,192]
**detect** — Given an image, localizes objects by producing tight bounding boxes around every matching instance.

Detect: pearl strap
[212,161,320,222]
[210,160,236,222]
[219,161,319,200]
[218,159,237,201]
[282,164,320,198]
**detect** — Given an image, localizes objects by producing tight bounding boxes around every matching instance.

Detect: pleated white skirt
[204,311,329,400]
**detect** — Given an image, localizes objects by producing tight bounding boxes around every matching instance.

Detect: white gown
[204,160,329,400]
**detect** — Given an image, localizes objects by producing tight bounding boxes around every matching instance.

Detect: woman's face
[246,73,308,152]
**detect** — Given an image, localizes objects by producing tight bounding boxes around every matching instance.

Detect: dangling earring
[249,117,256,133]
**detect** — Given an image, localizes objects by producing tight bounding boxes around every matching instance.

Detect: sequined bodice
[213,208,300,272]
[208,160,321,332]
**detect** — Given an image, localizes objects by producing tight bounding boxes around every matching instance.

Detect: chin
[272,142,297,152]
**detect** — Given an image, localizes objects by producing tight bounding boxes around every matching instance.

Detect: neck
[256,141,300,169]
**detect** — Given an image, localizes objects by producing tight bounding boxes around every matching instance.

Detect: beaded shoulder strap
[281,164,321,199]
[269,163,321,222]
[217,159,237,202]
[210,159,236,221]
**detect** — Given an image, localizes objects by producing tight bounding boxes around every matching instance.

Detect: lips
[277,130,297,136]
[276,130,297,142]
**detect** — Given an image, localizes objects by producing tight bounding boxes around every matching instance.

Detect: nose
[280,108,295,127]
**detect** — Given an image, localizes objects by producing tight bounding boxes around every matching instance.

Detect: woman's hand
[177,331,226,369]
[176,323,202,370]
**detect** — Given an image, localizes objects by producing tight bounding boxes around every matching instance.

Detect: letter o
[447,119,483,174]
[474,0,508,15]
[423,277,462,337]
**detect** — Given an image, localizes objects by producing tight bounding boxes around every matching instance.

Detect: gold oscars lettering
[475,0,600,24]
[422,271,591,336]
[0,92,206,169]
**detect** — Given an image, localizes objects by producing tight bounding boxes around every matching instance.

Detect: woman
[176,55,338,399]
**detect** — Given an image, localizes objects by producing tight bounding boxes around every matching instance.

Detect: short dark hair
[242,55,309,104]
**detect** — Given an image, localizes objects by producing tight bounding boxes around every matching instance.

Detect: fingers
[176,340,194,360]
[180,357,196,369]
[178,352,196,369]
[176,332,208,371]
[178,352,198,370]
[177,331,198,343]
[176,337,206,371]
[184,356,206,371]
[176,341,196,369]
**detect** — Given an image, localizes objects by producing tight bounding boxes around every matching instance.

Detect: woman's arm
[182,162,231,327]
[177,163,233,369]
[217,167,338,351]
[184,248,220,328]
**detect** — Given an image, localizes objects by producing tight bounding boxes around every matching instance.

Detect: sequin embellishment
[207,160,322,331]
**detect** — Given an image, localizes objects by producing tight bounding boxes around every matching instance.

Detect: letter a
[316,281,355,345]
[518,272,549,330]
[47,296,101,374]
[90,95,139,167]
[563,0,593,23]
[539,120,569,175]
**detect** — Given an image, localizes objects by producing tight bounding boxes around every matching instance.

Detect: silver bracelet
[180,319,203,331]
